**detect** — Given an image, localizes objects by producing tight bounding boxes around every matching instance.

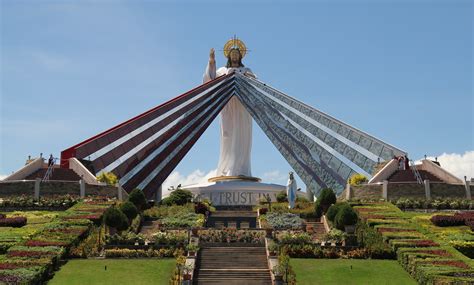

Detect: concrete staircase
[305,221,327,240]
[25,168,81,181]
[388,169,442,183]
[193,246,272,285]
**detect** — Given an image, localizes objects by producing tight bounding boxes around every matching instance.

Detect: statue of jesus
[203,38,255,178]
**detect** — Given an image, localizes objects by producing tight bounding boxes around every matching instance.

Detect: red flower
[377,227,417,233]
[430,260,470,269]
[25,240,68,247]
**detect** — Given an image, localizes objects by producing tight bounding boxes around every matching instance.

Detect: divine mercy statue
[203,38,256,178]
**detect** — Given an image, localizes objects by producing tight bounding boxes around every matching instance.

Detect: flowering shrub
[198,229,265,244]
[276,232,312,244]
[152,231,187,246]
[161,212,204,228]
[0,217,27,227]
[395,198,472,210]
[322,229,347,243]
[105,248,182,258]
[143,204,195,219]
[348,173,368,186]
[0,195,80,209]
[264,212,303,230]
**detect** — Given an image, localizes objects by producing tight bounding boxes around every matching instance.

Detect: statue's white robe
[203,63,255,177]
[287,176,297,209]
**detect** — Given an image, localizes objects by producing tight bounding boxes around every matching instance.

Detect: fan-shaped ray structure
[61,72,406,198]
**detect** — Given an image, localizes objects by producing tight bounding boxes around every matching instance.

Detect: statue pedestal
[182,177,286,206]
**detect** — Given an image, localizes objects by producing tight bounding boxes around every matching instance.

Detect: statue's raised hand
[209,48,215,63]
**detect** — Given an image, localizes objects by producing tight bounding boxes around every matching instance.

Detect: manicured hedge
[0,217,27,227]
[0,200,113,284]
[430,212,474,229]
[355,203,474,284]
[0,195,80,210]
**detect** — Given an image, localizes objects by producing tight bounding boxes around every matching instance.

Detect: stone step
[194,269,272,285]
[194,246,272,285]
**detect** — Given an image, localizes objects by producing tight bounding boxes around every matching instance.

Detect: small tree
[103,207,129,232]
[163,189,193,206]
[120,201,138,221]
[348,173,368,186]
[314,201,323,218]
[334,204,358,230]
[326,203,342,222]
[315,188,336,214]
[128,188,147,210]
[276,191,288,203]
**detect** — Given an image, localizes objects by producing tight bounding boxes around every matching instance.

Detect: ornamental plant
[276,232,312,244]
[120,201,139,221]
[96,172,118,186]
[430,211,474,231]
[265,212,303,230]
[128,189,147,210]
[161,212,204,228]
[314,188,336,216]
[103,207,129,232]
[276,191,288,203]
[0,217,27,228]
[334,204,358,230]
[326,202,348,223]
[194,202,210,215]
[348,173,368,186]
[323,229,347,243]
[161,189,193,206]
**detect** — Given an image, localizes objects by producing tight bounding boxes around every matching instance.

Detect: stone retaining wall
[387,183,425,200]
[343,182,473,201]
[351,184,382,200]
[0,181,122,198]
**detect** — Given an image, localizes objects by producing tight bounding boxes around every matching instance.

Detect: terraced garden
[354,202,474,284]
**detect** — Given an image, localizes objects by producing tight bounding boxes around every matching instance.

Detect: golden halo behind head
[223,36,247,59]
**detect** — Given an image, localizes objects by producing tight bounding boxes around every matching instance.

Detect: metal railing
[410,160,423,185]
[42,158,57,182]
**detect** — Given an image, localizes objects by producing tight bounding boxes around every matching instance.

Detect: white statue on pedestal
[203,38,256,178]
[287,172,297,209]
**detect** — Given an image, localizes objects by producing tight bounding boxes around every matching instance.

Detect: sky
[1,0,473,190]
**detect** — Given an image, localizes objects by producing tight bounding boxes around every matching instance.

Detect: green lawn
[49,259,175,285]
[292,259,417,285]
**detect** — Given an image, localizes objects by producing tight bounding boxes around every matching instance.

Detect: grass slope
[292,259,416,285]
[49,259,175,285]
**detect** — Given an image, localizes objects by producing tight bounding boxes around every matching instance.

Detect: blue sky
[1,0,473,187]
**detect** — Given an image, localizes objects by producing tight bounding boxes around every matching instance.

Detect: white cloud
[162,169,216,195]
[425,151,474,180]
[0,175,7,181]
[261,170,289,185]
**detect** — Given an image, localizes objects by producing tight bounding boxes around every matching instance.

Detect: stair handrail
[42,158,57,182]
[409,160,423,184]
